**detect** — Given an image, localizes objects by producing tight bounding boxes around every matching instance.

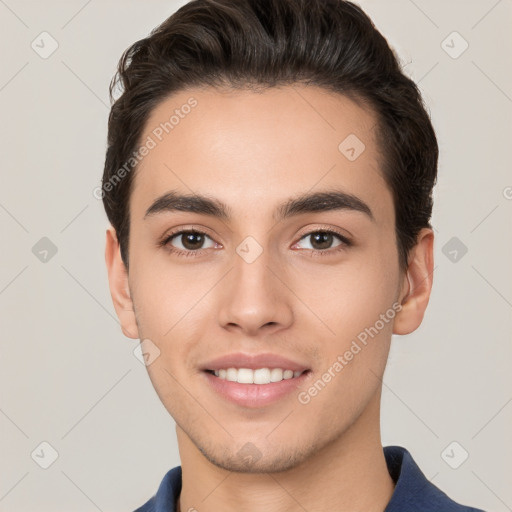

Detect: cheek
[293,248,399,344]
[298,271,397,417]
[129,251,211,338]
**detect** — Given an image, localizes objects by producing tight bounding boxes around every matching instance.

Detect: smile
[203,368,312,408]
[206,367,306,384]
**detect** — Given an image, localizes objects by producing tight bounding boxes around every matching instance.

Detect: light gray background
[1,0,511,510]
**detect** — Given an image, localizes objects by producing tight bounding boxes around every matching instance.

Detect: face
[111,85,416,473]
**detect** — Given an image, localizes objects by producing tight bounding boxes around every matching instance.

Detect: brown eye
[178,231,206,250]
[296,230,351,252]
[309,232,336,250]
[163,229,216,254]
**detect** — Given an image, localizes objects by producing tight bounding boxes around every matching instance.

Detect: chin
[198,439,315,474]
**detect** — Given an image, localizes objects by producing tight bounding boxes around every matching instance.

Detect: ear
[105,226,139,339]
[393,227,434,335]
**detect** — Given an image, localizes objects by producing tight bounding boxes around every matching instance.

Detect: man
[102,0,486,510]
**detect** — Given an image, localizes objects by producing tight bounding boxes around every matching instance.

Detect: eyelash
[158,227,353,259]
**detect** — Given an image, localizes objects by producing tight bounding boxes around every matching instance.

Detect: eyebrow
[143,189,375,223]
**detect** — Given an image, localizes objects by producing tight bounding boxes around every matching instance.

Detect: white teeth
[226,368,238,382]
[211,367,305,384]
[237,368,254,384]
[254,368,271,384]
[270,368,283,382]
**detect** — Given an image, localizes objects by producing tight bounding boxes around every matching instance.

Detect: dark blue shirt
[134,445,486,511]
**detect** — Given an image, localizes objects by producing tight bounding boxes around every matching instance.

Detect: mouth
[202,367,312,408]
[204,367,310,384]
[200,352,312,407]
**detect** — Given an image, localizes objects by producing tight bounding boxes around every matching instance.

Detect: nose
[217,248,294,337]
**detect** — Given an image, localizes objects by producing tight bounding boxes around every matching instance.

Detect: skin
[105,85,434,512]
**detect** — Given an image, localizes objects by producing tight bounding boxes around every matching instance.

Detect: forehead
[130,85,392,226]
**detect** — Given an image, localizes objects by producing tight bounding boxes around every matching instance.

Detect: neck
[176,391,395,512]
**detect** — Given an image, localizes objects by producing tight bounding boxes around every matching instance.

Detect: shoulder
[132,466,182,512]
[383,446,487,512]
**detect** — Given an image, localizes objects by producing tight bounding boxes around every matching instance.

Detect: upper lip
[201,352,310,372]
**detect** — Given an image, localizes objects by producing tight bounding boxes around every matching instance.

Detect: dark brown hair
[102,0,438,273]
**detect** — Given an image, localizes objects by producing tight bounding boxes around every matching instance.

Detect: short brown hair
[102,0,438,273]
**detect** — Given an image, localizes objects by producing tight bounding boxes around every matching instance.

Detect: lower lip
[202,371,310,408]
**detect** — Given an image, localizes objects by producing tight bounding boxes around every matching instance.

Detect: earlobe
[104,226,139,339]
[393,228,434,336]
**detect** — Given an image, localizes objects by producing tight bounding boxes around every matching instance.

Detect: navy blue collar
[134,445,485,511]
